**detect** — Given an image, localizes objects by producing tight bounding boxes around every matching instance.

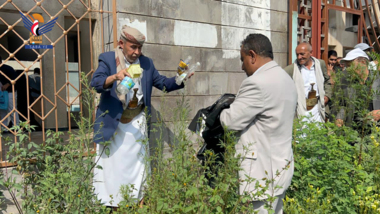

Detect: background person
[0,56,19,130]
[28,68,42,130]
[335,48,380,129]
[327,50,339,85]
[337,57,344,69]
[354,43,380,110]
[284,43,332,123]
[29,68,41,99]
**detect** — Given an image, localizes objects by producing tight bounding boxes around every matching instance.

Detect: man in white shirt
[284,43,332,122]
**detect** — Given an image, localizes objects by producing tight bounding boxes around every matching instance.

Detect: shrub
[1,75,279,214]
[0,73,111,214]
[284,52,380,213]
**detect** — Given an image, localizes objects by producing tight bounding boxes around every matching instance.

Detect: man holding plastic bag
[220,34,297,213]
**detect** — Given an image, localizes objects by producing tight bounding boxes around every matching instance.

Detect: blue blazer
[90,51,184,144]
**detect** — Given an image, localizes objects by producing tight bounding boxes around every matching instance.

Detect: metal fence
[288,0,380,62]
[0,0,116,167]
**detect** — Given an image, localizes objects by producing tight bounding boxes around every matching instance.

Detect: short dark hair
[34,68,40,74]
[241,34,273,60]
[328,50,338,58]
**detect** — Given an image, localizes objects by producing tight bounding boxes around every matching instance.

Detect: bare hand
[114,68,131,81]
[1,83,10,91]
[324,96,329,105]
[369,110,380,121]
[335,119,344,127]
[187,72,195,80]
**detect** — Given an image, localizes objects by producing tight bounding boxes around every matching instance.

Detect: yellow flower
[78,194,81,197]
[371,135,375,140]
[37,210,40,213]
[353,191,356,196]
[210,152,213,156]
[126,205,129,207]
[172,173,174,176]
[184,183,187,186]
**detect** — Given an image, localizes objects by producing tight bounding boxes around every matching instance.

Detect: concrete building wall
[328,8,357,56]
[327,0,377,56]
[97,0,289,147]
[103,0,288,121]
[0,0,290,140]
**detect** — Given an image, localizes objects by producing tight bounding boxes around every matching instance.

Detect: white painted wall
[173,20,218,48]
[221,1,271,60]
[118,18,148,41]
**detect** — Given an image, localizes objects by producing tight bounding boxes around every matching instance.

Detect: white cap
[354,43,373,51]
[340,48,369,63]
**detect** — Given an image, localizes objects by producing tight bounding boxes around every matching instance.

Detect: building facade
[2,0,378,165]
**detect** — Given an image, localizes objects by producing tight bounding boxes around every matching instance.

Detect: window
[346,13,360,32]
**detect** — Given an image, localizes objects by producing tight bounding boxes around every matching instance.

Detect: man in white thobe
[284,43,332,123]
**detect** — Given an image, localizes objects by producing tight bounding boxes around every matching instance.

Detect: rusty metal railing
[289,0,380,63]
[0,0,114,167]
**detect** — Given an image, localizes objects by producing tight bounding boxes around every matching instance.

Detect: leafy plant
[4,52,380,214]
[114,93,289,214]
[1,72,112,214]
[284,52,380,213]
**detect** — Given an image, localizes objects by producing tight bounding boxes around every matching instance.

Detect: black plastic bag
[188,93,235,160]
